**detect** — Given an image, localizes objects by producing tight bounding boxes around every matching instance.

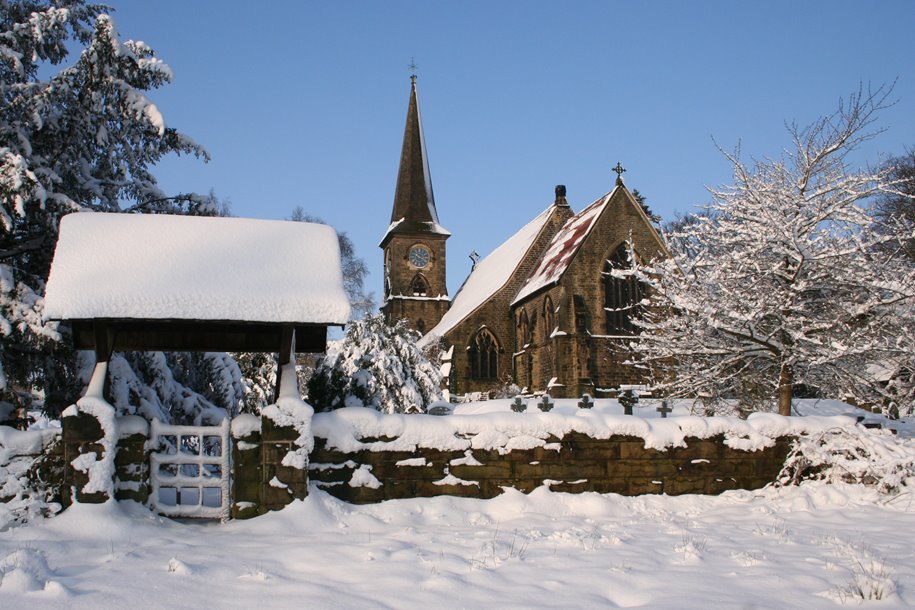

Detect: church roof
[419,204,557,344]
[44,212,351,325]
[511,187,618,305]
[380,77,449,246]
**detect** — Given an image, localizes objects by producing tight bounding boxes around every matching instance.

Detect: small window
[543,297,555,340]
[574,295,589,333]
[518,310,530,347]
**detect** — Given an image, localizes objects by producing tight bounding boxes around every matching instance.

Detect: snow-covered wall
[309,409,856,502]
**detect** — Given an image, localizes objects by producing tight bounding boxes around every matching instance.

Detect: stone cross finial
[511,396,527,413]
[612,162,626,185]
[409,57,418,83]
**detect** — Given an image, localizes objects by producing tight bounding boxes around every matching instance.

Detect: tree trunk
[777,363,793,416]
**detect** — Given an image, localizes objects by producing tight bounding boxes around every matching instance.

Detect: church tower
[380,75,450,334]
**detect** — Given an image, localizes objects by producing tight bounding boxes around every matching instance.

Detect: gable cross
[612,162,626,185]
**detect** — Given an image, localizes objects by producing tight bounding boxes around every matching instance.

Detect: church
[381,77,669,399]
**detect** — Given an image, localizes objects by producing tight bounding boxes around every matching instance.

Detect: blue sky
[104,0,915,297]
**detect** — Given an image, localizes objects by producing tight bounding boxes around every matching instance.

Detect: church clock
[408,245,430,268]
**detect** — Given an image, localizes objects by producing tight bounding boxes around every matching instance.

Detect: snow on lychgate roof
[44,213,351,324]
[420,205,556,344]
[512,189,613,305]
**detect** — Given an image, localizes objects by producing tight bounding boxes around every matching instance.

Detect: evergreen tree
[308,314,443,414]
[0,2,210,415]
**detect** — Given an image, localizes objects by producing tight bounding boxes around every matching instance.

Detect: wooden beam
[70,320,329,354]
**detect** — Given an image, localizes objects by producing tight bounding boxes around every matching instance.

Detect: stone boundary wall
[309,431,793,504]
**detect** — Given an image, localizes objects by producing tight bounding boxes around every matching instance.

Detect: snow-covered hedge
[777,427,915,493]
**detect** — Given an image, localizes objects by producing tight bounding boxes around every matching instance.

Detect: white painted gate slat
[150,418,231,520]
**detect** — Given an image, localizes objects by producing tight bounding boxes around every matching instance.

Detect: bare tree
[631,85,915,416]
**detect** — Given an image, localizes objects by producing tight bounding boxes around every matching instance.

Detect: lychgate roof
[44,212,351,325]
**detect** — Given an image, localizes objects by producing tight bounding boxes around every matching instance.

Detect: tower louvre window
[604,244,641,335]
[469,328,499,381]
[411,274,429,296]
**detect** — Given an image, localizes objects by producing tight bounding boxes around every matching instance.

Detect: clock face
[408,245,430,268]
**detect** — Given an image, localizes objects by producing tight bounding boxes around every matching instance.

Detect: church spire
[381,75,449,247]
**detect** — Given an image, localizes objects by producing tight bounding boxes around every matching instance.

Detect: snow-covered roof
[44,213,351,325]
[420,205,556,344]
[512,189,614,305]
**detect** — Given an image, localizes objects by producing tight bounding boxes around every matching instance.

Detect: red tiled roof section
[512,191,611,304]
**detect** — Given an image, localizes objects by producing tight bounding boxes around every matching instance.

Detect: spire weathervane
[408,57,418,83]
[612,162,626,186]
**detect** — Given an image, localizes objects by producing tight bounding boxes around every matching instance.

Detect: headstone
[427,404,452,416]
[656,400,672,418]
[538,394,554,412]
[511,396,527,413]
[577,394,594,409]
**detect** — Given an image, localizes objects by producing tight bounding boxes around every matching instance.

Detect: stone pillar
[61,411,109,504]
[260,415,309,512]
[231,415,263,519]
[114,415,149,504]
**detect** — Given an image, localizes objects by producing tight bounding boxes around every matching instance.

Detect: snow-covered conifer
[308,314,443,414]
[0,3,210,414]
[631,85,915,416]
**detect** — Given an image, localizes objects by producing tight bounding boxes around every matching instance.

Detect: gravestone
[618,389,638,416]
[578,394,594,409]
[511,396,527,413]
[656,400,672,418]
[538,395,554,412]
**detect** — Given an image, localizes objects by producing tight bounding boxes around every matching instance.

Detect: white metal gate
[149,418,231,519]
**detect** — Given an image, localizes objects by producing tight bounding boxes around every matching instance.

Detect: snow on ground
[1,398,913,608]
[1,483,914,608]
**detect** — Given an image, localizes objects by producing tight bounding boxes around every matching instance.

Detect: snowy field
[1,400,913,609]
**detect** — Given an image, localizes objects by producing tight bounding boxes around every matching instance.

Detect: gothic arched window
[469,328,499,381]
[411,274,429,296]
[604,244,641,335]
